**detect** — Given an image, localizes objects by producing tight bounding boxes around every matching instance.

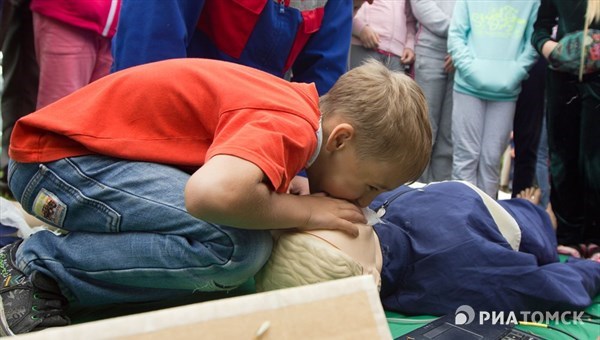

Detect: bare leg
[516,188,590,259]
[516,186,542,205]
[586,244,600,262]
[515,188,588,260]
[516,187,557,230]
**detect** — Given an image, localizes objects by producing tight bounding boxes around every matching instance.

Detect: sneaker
[0,241,70,335]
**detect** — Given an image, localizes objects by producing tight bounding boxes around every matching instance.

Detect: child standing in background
[532,0,600,261]
[112,0,353,96]
[30,0,120,109]
[0,0,39,198]
[410,0,457,183]
[448,0,540,198]
[350,0,416,72]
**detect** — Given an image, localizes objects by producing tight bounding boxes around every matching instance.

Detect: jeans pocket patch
[32,188,67,227]
[22,164,121,232]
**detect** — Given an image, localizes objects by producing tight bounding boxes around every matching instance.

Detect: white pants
[451,91,516,198]
[414,53,454,182]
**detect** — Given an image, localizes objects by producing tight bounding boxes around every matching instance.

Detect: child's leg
[580,75,600,259]
[32,13,110,109]
[431,74,454,182]
[511,59,546,197]
[414,53,453,183]
[546,71,585,247]
[451,92,484,187]
[535,116,551,208]
[7,156,272,306]
[89,35,112,83]
[349,45,380,69]
[477,100,516,198]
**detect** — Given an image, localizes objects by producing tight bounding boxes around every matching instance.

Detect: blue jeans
[8,156,272,306]
[535,116,550,209]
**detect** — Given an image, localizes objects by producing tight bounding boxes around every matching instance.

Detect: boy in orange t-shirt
[0,58,430,335]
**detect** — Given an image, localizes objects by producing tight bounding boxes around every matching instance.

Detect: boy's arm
[185,155,363,236]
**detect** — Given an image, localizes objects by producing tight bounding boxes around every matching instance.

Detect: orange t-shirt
[9,59,321,193]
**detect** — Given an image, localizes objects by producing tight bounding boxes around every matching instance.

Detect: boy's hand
[186,155,362,237]
[296,194,365,237]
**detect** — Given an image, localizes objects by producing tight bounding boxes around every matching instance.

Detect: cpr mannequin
[255,181,600,315]
[255,224,383,292]
[255,181,518,293]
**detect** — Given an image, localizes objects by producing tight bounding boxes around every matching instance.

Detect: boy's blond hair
[255,232,362,292]
[319,59,431,183]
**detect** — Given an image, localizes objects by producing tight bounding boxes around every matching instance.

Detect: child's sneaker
[0,241,70,335]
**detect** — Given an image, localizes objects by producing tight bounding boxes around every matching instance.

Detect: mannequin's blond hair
[255,232,362,292]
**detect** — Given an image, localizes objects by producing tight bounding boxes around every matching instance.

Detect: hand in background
[401,48,415,65]
[541,40,558,60]
[359,25,380,49]
[444,54,455,73]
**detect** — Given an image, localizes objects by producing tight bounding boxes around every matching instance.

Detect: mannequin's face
[305,224,382,289]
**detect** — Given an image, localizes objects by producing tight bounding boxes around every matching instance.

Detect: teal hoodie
[448,0,540,101]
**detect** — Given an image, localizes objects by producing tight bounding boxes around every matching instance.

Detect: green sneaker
[0,241,70,335]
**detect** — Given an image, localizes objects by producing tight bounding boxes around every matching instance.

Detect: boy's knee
[215,229,272,286]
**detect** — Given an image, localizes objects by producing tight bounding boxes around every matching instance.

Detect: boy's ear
[325,123,355,152]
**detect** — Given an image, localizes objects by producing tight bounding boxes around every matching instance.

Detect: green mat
[386,295,600,339]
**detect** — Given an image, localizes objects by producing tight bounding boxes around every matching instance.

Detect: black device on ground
[395,314,543,340]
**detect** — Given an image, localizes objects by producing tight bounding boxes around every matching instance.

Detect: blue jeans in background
[535,116,550,209]
[8,156,272,306]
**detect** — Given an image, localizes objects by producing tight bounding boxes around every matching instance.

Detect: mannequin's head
[255,224,382,292]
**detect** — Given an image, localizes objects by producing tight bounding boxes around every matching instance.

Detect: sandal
[557,244,587,258]
[587,243,600,262]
